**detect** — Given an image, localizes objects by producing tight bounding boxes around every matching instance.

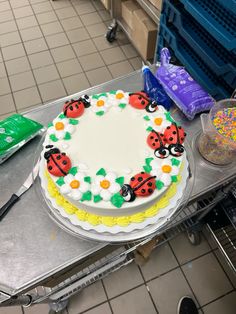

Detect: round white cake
[41,90,187,217]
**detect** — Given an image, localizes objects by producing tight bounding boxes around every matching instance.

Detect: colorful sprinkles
[212,108,236,142]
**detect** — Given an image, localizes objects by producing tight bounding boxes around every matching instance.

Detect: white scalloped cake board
[39,154,189,235]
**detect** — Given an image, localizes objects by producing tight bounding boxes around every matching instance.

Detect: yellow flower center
[162,165,172,173]
[154,117,163,126]
[97,100,105,107]
[100,179,110,189]
[55,122,64,130]
[116,92,124,99]
[70,180,80,189]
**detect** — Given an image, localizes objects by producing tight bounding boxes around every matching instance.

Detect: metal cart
[106,0,160,62]
[0,69,235,313]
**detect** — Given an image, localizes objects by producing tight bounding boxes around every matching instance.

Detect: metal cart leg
[106,20,118,42]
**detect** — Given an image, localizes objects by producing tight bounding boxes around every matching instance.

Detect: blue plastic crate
[178,0,236,52]
[157,23,233,99]
[161,0,236,88]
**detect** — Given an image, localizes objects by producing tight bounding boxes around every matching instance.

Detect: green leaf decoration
[118,103,126,109]
[49,134,58,142]
[143,115,150,121]
[165,112,174,122]
[146,126,153,132]
[69,118,79,125]
[145,157,154,166]
[156,180,164,190]
[97,92,107,98]
[171,175,178,183]
[56,177,65,186]
[58,113,66,119]
[171,158,181,166]
[111,193,124,208]
[68,167,78,175]
[109,90,117,95]
[64,132,71,140]
[96,168,106,176]
[84,176,91,184]
[96,111,104,116]
[81,191,92,201]
[48,122,53,128]
[94,194,102,203]
[115,177,124,186]
[143,165,152,173]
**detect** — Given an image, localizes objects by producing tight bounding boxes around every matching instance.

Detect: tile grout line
[7,0,45,109]
[0,45,18,113]
[167,241,203,309]
[199,289,235,310]
[101,279,114,314]
[137,265,159,314]
[78,300,108,314]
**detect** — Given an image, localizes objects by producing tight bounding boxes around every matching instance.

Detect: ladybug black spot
[161,134,164,137]
[178,126,182,129]
[148,182,152,187]
[152,143,156,146]
[155,139,158,142]
[141,100,145,105]
[138,96,141,100]
[173,131,177,134]
[138,177,143,182]
[141,189,145,194]
[131,177,135,181]
[62,160,67,165]
[61,153,66,156]
[167,126,171,130]
[56,155,61,160]
[169,137,173,141]
[70,105,73,110]
[141,171,144,174]
[75,104,79,109]
[150,136,154,139]
[181,137,184,141]
[148,188,153,194]
[48,166,52,170]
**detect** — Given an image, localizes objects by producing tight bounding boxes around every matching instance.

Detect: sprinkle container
[198,99,236,165]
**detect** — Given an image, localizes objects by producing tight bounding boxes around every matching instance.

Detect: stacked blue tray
[157,0,236,100]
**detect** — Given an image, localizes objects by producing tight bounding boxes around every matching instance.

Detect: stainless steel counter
[0,70,235,297]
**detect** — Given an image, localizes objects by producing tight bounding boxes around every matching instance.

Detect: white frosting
[43,91,185,216]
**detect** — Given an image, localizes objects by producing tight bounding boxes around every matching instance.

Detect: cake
[40,90,187,230]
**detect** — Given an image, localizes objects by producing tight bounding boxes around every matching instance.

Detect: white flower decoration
[146,108,171,133]
[60,172,90,201]
[109,90,129,106]
[90,94,111,114]
[91,172,121,201]
[48,116,75,140]
[150,159,179,186]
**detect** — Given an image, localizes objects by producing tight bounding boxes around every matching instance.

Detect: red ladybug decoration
[129,91,158,113]
[44,145,71,177]
[164,123,186,157]
[120,172,156,202]
[147,129,169,159]
[63,95,90,118]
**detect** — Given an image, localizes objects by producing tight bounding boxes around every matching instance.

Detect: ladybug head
[145,100,158,113]
[168,143,184,157]
[154,146,170,159]
[44,147,61,160]
[79,94,90,108]
[120,184,136,202]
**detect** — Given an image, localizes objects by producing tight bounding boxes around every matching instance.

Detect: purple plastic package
[156,48,214,120]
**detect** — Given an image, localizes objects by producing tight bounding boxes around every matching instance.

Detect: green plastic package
[0,114,44,163]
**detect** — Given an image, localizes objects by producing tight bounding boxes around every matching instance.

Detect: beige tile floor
[0,0,142,119]
[0,1,236,314]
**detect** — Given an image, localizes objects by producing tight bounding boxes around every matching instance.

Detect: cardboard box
[121,0,140,29]
[132,9,157,60]
[149,0,163,11]
[100,0,110,10]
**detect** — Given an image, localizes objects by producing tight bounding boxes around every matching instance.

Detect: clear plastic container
[198,99,236,165]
